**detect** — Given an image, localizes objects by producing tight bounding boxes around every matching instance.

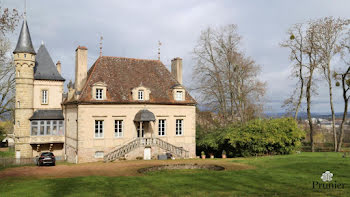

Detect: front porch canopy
[134,109,155,122]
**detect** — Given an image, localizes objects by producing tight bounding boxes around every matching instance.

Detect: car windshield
[41,152,54,156]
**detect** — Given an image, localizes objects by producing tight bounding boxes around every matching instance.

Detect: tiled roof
[34,44,65,81]
[73,56,196,105]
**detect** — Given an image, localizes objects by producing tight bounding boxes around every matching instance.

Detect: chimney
[171,57,183,84]
[75,46,88,92]
[56,61,61,74]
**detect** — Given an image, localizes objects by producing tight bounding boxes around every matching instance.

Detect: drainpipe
[76,104,79,164]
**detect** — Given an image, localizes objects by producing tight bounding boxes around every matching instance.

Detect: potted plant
[222,150,227,159]
[201,151,206,159]
[209,153,214,159]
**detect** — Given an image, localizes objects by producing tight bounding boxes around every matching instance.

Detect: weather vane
[24,0,27,19]
[158,40,162,60]
[99,35,103,57]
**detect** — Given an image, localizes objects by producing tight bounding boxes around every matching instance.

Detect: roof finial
[41,40,44,45]
[99,35,103,57]
[23,0,27,20]
[158,40,162,61]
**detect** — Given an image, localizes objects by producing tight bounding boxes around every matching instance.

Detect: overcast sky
[4,0,350,114]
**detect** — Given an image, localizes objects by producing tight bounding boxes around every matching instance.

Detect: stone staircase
[104,138,189,162]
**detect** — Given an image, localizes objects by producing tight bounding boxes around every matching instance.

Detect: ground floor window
[158,119,166,136]
[115,120,123,137]
[95,120,104,138]
[176,119,183,136]
[31,120,64,136]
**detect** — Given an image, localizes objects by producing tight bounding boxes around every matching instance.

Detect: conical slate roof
[34,44,65,81]
[13,19,36,54]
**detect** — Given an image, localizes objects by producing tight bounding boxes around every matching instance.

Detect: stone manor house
[13,18,196,163]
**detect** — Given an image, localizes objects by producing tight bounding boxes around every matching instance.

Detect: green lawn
[0,148,14,158]
[0,152,349,197]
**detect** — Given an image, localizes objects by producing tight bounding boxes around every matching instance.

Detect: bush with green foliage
[197,118,305,157]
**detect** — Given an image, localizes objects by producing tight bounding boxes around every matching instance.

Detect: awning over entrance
[134,109,155,122]
[29,110,64,120]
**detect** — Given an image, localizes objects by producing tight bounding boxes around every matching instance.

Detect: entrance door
[137,124,145,138]
[15,150,21,159]
[144,147,151,160]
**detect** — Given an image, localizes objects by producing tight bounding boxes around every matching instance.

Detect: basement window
[95,151,104,158]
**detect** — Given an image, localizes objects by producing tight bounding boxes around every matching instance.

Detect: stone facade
[14,52,35,158]
[13,18,196,163]
[13,19,65,159]
[64,104,196,163]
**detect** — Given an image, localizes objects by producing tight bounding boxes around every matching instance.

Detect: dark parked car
[37,152,56,166]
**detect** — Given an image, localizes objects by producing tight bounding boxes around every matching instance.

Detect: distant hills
[264,112,350,119]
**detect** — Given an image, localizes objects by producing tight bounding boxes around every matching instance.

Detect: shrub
[197,118,305,157]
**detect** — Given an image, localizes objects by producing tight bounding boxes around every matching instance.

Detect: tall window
[175,91,183,101]
[158,119,166,136]
[138,90,144,100]
[115,120,123,137]
[176,119,183,136]
[95,120,104,138]
[31,120,64,136]
[31,121,38,135]
[137,124,144,138]
[96,88,103,100]
[42,90,48,104]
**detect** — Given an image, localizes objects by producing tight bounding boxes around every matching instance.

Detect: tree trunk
[294,65,304,120]
[337,73,349,152]
[325,66,337,152]
[306,73,314,152]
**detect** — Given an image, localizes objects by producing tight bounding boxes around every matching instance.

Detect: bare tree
[0,7,19,119]
[193,25,266,123]
[314,17,350,152]
[281,24,305,120]
[335,34,350,151]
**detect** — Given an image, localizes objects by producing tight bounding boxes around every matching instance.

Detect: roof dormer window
[92,82,107,100]
[172,84,185,101]
[132,85,151,101]
[175,91,183,101]
[138,90,144,100]
[96,88,103,100]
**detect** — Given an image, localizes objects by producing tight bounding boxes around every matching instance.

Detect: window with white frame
[175,119,183,136]
[31,120,64,136]
[42,90,48,104]
[114,120,123,137]
[95,120,104,138]
[138,90,144,100]
[175,91,183,101]
[95,151,104,158]
[158,119,166,136]
[96,88,103,100]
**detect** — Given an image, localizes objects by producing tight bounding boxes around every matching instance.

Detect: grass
[0,152,349,196]
[0,148,14,158]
